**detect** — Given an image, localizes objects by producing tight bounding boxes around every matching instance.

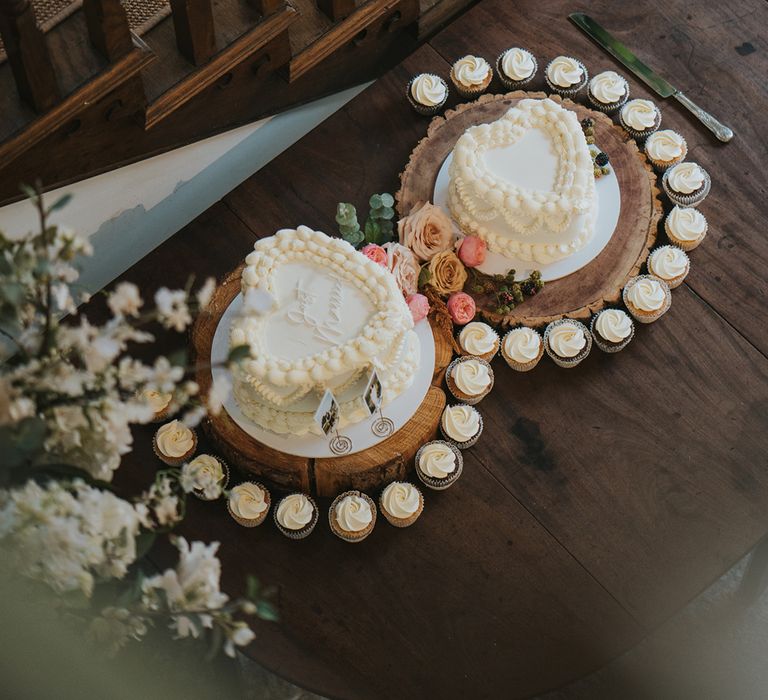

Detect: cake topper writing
[286,278,344,344]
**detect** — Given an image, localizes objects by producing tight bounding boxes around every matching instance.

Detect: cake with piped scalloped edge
[230,226,420,435]
[447,97,597,264]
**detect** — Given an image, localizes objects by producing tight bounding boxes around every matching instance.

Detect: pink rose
[397,201,454,262]
[457,236,486,268]
[447,292,476,325]
[406,293,430,323]
[361,243,387,267]
[382,242,419,297]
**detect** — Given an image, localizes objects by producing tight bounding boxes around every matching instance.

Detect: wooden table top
[103,0,768,697]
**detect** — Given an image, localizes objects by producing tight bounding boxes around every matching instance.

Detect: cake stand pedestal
[190,264,453,498]
[396,90,663,328]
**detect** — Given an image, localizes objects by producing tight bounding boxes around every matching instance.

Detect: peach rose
[447,292,476,325]
[382,242,419,297]
[457,236,486,268]
[406,293,430,323]
[427,251,468,296]
[361,243,387,266]
[397,202,455,262]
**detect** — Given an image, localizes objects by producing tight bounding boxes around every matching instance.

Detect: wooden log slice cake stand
[190,264,453,498]
[396,90,664,328]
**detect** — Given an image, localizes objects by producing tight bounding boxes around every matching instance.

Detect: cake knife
[569,12,734,142]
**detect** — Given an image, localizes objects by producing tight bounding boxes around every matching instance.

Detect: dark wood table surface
[102,0,768,697]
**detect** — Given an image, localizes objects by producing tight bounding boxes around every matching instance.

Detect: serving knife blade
[569,12,734,142]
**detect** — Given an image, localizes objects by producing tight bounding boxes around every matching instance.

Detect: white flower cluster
[137,474,183,529]
[0,480,143,597]
[180,461,224,501]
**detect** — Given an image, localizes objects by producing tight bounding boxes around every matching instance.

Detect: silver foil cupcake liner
[619,106,662,141]
[406,74,449,116]
[586,76,629,114]
[589,312,635,354]
[544,56,588,98]
[543,319,593,368]
[329,490,377,542]
[622,275,672,324]
[662,166,711,207]
[496,49,538,90]
[439,405,483,449]
[273,493,319,540]
[414,440,464,490]
[445,356,494,406]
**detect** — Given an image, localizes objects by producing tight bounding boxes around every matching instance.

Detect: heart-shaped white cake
[447,97,597,264]
[230,227,420,435]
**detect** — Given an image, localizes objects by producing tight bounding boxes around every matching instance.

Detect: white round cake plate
[433,151,621,282]
[210,293,436,459]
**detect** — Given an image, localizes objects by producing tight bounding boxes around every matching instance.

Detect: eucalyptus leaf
[369,194,383,209]
[256,600,279,622]
[364,219,380,245]
[246,575,261,600]
[167,348,187,368]
[19,183,38,202]
[341,228,364,248]
[47,194,73,214]
[227,344,251,364]
[418,265,431,290]
[380,193,394,208]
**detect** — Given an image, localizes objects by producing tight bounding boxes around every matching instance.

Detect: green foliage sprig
[468,268,544,315]
[336,193,396,248]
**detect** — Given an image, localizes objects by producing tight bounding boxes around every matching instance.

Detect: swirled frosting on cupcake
[627,278,666,311]
[645,130,685,162]
[276,494,314,530]
[666,206,707,241]
[589,70,627,103]
[410,74,447,107]
[229,482,268,519]
[142,388,172,414]
[441,405,480,443]
[595,309,632,343]
[650,246,688,280]
[501,48,535,80]
[155,420,194,458]
[621,99,658,130]
[452,56,491,87]
[188,454,224,483]
[452,359,491,396]
[547,56,584,87]
[547,322,587,358]
[503,327,541,364]
[666,162,705,194]
[459,322,497,355]
[334,494,373,532]
[419,442,457,478]
[381,482,420,518]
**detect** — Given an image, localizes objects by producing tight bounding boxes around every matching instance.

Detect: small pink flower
[447,292,476,325]
[457,236,487,268]
[361,243,387,267]
[406,293,430,323]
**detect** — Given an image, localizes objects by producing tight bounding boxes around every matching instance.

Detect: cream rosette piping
[589,71,627,103]
[441,405,480,443]
[418,442,457,478]
[595,309,632,343]
[627,278,666,312]
[501,48,535,80]
[410,74,447,106]
[547,322,587,358]
[546,56,584,87]
[381,482,421,518]
[621,99,658,130]
[334,494,373,532]
[666,162,705,194]
[650,246,688,280]
[645,130,685,162]
[452,56,491,87]
[229,483,268,519]
[503,327,541,364]
[276,494,314,530]
[666,206,706,242]
[452,359,492,396]
[155,420,194,458]
[459,322,497,356]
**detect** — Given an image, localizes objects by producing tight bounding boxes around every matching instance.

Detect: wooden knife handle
[674,91,734,143]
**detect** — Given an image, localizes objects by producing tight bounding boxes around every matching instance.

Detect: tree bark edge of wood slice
[396,90,663,329]
[189,264,452,498]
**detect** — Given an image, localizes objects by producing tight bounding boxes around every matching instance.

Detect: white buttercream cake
[230,226,420,435]
[447,97,597,264]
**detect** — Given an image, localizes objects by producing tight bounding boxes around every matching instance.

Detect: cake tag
[363,369,383,416]
[314,389,341,436]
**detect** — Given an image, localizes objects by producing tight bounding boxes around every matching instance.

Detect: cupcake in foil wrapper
[152,423,197,467]
[439,404,483,449]
[644,130,687,172]
[543,319,593,368]
[445,356,494,406]
[544,56,588,98]
[496,48,538,90]
[379,481,424,527]
[590,310,635,354]
[227,481,271,527]
[189,455,230,501]
[619,99,662,141]
[414,440,464,490]
[328,490,377,543]
[622,275,672,324]
[456,321,500,362]
[664,208,708,252]
[406,73,449,116]
[586,71,629,114]
[647,245,690,289]
[662,164,711,207]
[500,327,544,371]
[450,56,493,99]
[273,493,319,540]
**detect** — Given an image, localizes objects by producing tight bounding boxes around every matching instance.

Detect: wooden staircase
[0,0,476,205]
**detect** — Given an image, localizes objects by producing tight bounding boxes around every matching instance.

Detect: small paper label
[363,368,383,416]
[314,389,340,436]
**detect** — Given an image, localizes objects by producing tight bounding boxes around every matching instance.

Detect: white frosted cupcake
[644,129,687,171]
[139,388,173,422]
[152,420,197,467]
[273,493,318,540]
[622,275,671,324]
[186,454,230,500]
[544,55,588,97]
[440,404,483,449]
[665,206,708,251]
[501,327,544,371]
[543,319,592,368]
[590,309,635,353]
[414,440,463,490]
[445,356,494,405]
[648,245,690,289]
[662,162,711,207]
[457,321,499,361]
[227,481,270,527]
[379,482,424,527]
[329,491,376,543]
[407,73,449,116]
[496,47,537,89]
[587,70,629,113]
[450,55,493,99]
[619,98,661,140]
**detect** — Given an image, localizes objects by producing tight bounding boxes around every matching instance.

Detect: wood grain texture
[82,0,134,61]
[397,90,661,327]
[169,0,217,65]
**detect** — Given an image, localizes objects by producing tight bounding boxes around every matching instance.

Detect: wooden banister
[82,0,133,61]
[0,0,58,111]
[249,0,284,16]
[169,0,216,65]
[316,0,356,21]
